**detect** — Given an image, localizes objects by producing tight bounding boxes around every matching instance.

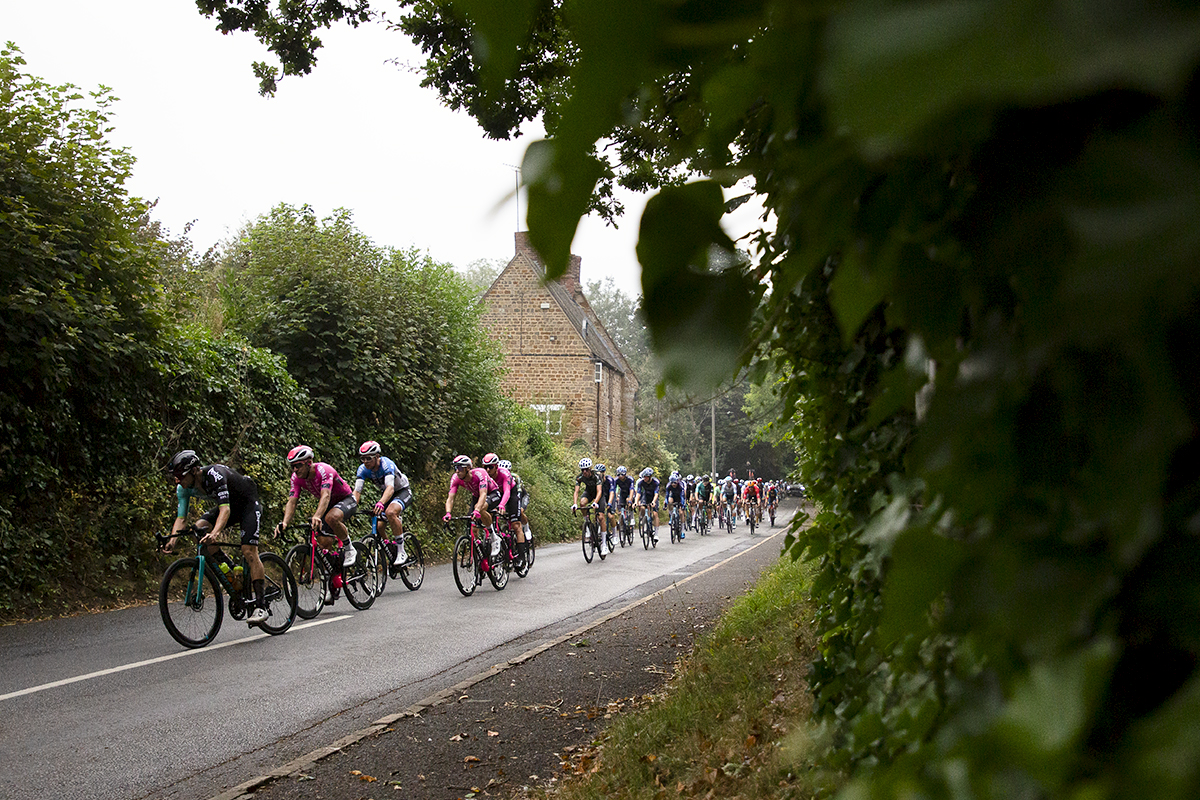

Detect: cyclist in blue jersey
[166,450,268,625]
[635,467,661,545]
[353,440,413,566]
[595,464,616,550]
[614,466,635,514]
[664,471,687,540]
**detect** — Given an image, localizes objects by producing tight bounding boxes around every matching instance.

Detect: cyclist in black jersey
[614,466,635,513]
[572,457,607,556]
[165,450,268,625]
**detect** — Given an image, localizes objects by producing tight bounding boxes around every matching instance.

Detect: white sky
[3,0,697,295]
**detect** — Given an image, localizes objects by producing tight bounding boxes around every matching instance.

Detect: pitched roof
[489,233,636,383]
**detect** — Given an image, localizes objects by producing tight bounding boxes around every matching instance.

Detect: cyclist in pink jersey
[275,446,357,549]
[482,452,529,567]
[443,455,502,555]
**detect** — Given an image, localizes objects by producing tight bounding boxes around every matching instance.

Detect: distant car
[786,483,806,498]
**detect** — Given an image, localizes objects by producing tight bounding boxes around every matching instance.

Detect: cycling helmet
[287,445,314,464]
[169,449,200,477]
[686,474,694,482]
[640,467,654,478]
[670,471,681,482]
[452,454,473,470]
[579,457,592,470]
[498,459,512,470]
[596,464,606,473]
[703,474,711,482]
[617,466,627,476]
[358,440,381,458]
[481,452,500,467]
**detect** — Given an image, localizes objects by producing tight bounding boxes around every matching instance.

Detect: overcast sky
[2,0,740,295]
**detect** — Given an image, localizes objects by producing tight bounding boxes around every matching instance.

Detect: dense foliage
[197,2,1200,798]
[219,203,510,471]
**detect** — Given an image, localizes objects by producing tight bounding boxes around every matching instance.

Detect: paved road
[0,509,796,800]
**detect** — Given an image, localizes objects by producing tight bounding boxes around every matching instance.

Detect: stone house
[479,232,639,458]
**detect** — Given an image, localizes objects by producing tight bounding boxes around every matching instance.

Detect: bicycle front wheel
[453,534,477,596]
[582,519,595,563]
[160,558,224,649]
[399,534,425,591]
[258,552,298,635]
[342,541,376,610]
[285,544,325,619]
[367,534,389,595]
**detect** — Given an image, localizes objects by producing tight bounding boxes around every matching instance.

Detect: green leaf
[878,526,965,644]
[637,182,762,390]
[451,0,542,97]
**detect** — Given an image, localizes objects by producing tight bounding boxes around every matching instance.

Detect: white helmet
[499,459,512,470]
[579,457,593,470]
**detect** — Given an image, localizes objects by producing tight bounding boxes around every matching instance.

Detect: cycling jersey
[664,480,685,504]
[450,467,498,500]
[290,462,353,503]
[177,464,262,546]
[598,475,614,500]
[636,476,660,502]
[721,480,736,498]
[492,466,515,511]
[744,481,761,501]
[576,471,600,503]
[697,482,714,501]
[177,464,257,517]
[354,456,410,495]
[615,475,635,500]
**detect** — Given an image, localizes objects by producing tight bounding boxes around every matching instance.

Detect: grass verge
[530,550,832,800]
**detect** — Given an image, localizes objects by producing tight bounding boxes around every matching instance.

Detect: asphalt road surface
[0,507,797,800]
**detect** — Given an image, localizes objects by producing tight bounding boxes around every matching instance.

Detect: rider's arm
[378,474,396,506]
[279,495,298,529]
[352,476,365,504]
[312,487,332,528]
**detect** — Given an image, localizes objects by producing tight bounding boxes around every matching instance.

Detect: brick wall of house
[479,233,638,459]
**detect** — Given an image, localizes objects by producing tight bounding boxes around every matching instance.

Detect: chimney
[563,254,583,300]
[514,231,536,260]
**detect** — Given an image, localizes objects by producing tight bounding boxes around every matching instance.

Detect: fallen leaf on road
[465,755,481,763]
[488,730,499,737]
[450,734,464,742]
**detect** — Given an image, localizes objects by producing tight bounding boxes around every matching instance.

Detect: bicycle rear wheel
[160,558,224,649]
[285,544,325,619]
[398,534,425,590]
[488,553,509,590]
[342,541,376,610]
[258,552,298,635]
[453,534,477,596]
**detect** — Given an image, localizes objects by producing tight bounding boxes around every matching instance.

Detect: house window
[530,404,565,435]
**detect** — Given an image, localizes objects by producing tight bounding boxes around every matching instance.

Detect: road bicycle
[723,502,736,534]
[156,526,298,649]
[668,502,683,544]
[362,513,425,594]
[697,503,711,536]
[449,515,508,596]
[617,500,634,547]
[638,503,657,549]
[576,504,606,563]
[284,524,377,619]
[746,501,758,536]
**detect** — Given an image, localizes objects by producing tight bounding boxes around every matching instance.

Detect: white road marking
[0,615,351,702]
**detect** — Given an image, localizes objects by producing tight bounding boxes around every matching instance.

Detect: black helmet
[170,449,200,477]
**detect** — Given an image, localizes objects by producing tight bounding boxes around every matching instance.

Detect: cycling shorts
[388,486,414,513]
[199,499,263,547]
[486,489,501,515]
[504,490,521,518]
